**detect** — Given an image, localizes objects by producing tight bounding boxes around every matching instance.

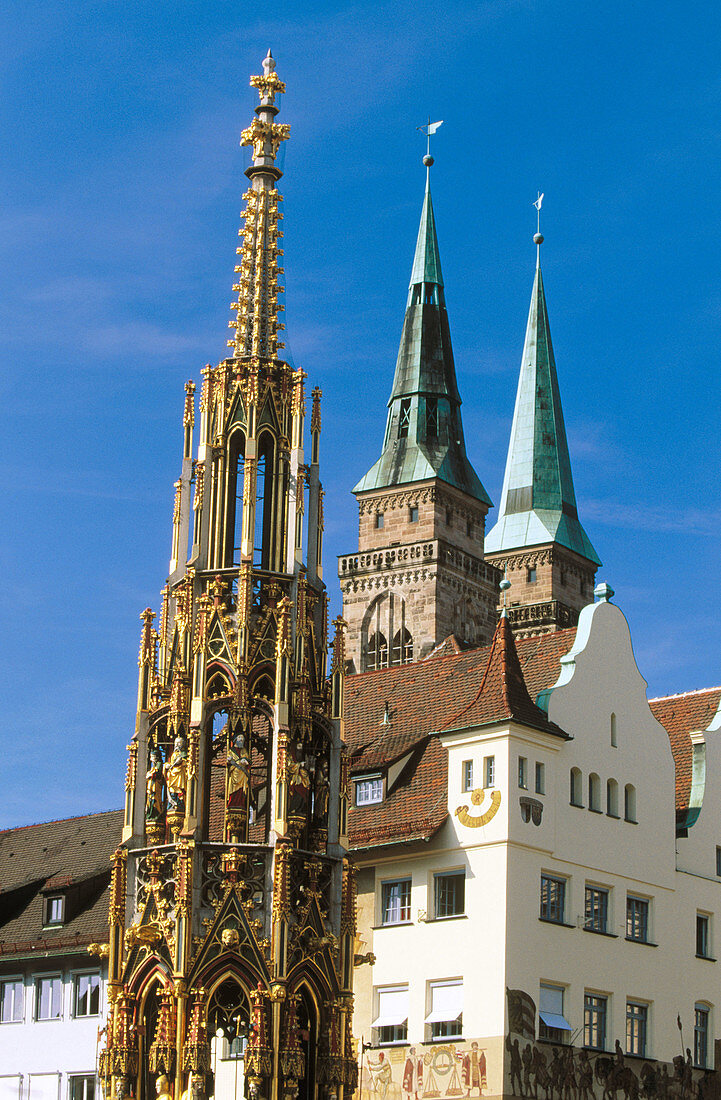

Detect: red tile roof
[649,688,721,816]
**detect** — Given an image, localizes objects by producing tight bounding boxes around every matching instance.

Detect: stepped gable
[344,626,577,770]
[349,737,448,850]
[0,808,124,956]
[443,612,568,737]
[650,688,721,816]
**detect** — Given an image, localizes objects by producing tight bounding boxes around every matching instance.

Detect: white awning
[425,981,463,1024]
[539,1011,572,1031]
[373,987,409,1028]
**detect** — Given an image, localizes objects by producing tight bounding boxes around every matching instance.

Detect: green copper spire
[485,236,600,563]
[354,160,491,505]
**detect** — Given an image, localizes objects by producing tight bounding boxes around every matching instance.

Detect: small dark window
[716,847,721,877]
[409,505,419,523]
[535,762,545,795]
[584,993,607,1050]
[528,567,537,583]
[584,886,609,933]
[426,398,438,438]
[398,399,411,439]
[466,518,472,537]
[44,896,64,927]
[626,1002,647,1058]
[446,508,452,526]
[695,1004,709,1067]
[626,896,649,942]
[697,914,710,958]
[375,512,384,529]
[381,880,411,925]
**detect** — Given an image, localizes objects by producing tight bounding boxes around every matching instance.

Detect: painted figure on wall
[145,747,165,822]
[403,1047,424,1100]
[164,736,187,812]
[459,1043,486,1097]
[369,1052,393,1100]
[227,732,251,810]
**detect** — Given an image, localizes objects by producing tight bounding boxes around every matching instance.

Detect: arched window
[607,778,619,817]
[570,768,583,807]
[392,627,413,666]
[228,430,246,566]
[208,978,250,1063]
[254,432,275,569]
[625,784,637,823]
[611,712,618,747]
[366,632,388,672]
[588,773,601,812]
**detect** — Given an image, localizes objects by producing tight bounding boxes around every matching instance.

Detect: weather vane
[417,117,443,166]
[532,191,544,246]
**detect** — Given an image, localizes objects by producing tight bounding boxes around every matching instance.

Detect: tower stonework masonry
[339,159,499,673]
[101,55,357,1100]
[485,234,600,636]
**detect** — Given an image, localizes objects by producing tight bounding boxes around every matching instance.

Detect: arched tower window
[361,592,414,672]
[607,778,619,817]
[254,432,275,569]
[588,773,601,812]
[227,430,246,566]
[625,784,637,823]
[366,632,388,672]
[392,627,413,665]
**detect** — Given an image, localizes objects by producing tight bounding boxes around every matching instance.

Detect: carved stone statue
[164,737,187,813]
[288,745,311,818]
[313,758,330,822]
[145,748,165,823]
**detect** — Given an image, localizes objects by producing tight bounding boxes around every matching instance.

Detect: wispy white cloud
[583,499,721,535]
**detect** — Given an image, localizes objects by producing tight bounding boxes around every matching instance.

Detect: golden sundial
[455,787,502,828]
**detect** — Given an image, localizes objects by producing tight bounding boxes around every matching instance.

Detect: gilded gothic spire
[354,148,491,504]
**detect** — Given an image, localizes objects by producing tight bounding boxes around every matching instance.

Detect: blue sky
[2,0,720,827]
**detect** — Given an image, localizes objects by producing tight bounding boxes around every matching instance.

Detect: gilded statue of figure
[227,733,251,810]
[145,747,165,823]
[288,745,311,817]
[155,1076,172,1100]
[313,758,330,821]
[164,736,187,813]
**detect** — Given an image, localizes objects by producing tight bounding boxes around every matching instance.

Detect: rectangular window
[584,886,609,934]
[426,980,463,1040]
[626,1002,648,1058]
[398,398,411,439]
[697,914,711,958]
[355,776,383,805]
[381,880,411,926]
[539,984,571,1043]
[535,762,545,795]
[375,512,384,529]
[462,760,474,793]
[518,757,528,789]
[409,505,419,523]
[584,993,607,1050]
[626,896,649,943]
[69,1078,95,1100]
[0,979,23,1023]
[484,755,495,788]
[466,518,473,537]
[694,1005,709,1068]
[35,976,62,1021]
[716,846,721,877]
[44,896,64,926]
[373,986,408,1045]
[528,567,537,583]
[73,972,101,1017]
[540,875,566,924]
[570,769,583,806]
[434,872,465,918]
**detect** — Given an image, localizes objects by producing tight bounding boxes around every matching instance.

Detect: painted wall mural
[358,1041,497,1100]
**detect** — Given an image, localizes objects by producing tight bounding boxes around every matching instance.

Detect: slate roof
[649,688,721,817]
[0,809,123,959]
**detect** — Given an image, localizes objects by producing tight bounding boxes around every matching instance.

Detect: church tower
[485,231,600,634]
[101,54,357,1100]
[338,152,499,673]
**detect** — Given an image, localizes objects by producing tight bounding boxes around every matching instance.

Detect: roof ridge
[0,807,123,835]
[649,687,721,702]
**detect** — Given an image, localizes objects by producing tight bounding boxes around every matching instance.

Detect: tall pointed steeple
[486,229,600,635]
[354,163,490,505]
[340,148,500,672]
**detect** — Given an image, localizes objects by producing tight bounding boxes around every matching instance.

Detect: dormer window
[398,399,411,439]
[44,896,64,927]
[355,775,383,806]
